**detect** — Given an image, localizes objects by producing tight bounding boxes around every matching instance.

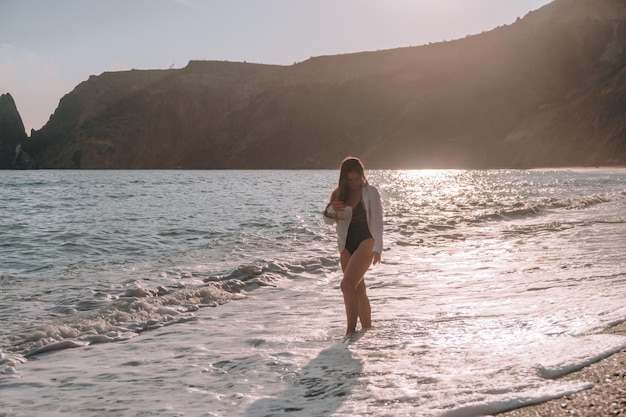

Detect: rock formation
[0,93,35,169]
[14,0,626,169]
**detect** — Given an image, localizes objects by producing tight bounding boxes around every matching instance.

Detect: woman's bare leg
[356,279,371,329]
[340,239,374,334]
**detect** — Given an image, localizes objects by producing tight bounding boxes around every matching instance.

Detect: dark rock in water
[22,0,626,168]
[0,93,33,169]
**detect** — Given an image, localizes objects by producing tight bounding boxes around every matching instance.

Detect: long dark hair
[332,156,368,202]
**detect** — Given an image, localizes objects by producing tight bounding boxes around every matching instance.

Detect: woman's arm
[323,190,347,224]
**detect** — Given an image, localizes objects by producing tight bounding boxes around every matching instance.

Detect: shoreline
[497,322,626,417]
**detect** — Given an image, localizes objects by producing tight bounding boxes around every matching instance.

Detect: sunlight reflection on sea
[0,169,624,416]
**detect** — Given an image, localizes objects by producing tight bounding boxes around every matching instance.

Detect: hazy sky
[1,0,551,133]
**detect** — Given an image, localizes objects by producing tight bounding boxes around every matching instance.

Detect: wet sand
[497,322,626,417]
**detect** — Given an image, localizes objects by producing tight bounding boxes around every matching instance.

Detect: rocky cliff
[12,0,626,169]
[0,93,36,169]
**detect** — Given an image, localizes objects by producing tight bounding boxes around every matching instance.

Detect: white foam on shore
[536,334,626,379]
[1,271,624,417]
[437,381,593,417]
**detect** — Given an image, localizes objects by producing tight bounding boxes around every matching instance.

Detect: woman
[323,157,383,335]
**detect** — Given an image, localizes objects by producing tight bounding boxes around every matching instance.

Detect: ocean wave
[452,190,623,227]
[0,255,337,378]
[385,189,625,247]
[2,278,243,362]
[472,205,542,222]
[6,283,235,358]
[215,257,336,284]
[502,221,575,235]
[548,196,600,210]
[0,350,28,377]
[472,191,621,223]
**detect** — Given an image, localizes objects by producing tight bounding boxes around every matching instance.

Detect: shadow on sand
[244,336,364,417]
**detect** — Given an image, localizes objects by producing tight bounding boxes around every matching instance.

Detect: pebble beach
[498,322,626,417]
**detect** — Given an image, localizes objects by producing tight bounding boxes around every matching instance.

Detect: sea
[1,168,625,417]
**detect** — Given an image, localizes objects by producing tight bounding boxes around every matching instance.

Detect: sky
[1,0,552,134]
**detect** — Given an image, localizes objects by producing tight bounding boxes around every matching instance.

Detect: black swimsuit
[345,200,373,254]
